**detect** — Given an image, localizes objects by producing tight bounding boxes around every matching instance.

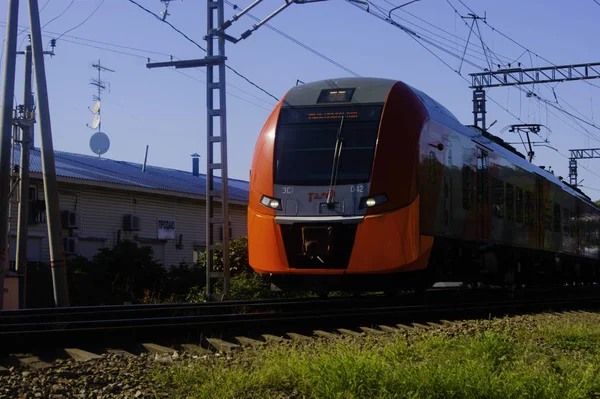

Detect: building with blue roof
[4,147,250,296]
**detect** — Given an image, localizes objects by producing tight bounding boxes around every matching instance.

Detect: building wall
[8,179,248,268]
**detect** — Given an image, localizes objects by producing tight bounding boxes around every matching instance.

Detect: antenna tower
[88,59,115,133]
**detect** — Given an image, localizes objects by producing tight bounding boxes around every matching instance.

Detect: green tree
[595,199,600,207]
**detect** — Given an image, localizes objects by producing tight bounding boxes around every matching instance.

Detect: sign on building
[157,219,175,240]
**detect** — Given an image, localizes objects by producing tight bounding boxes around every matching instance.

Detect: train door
[476,148,490,240]
[535,175,544,250]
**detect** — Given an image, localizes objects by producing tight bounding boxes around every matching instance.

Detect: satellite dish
[92,101,101,114]
[91,113,101,129]
[90,131,110,156]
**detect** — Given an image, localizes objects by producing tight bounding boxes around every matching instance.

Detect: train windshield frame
[274,104,383,186]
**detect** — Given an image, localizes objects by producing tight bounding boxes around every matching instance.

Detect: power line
[126,0,207,52]
[223,0,361,77]
[449,0,600,90]
[347,0,599,151]
[442,0,600,143]
[55,0,106,42]
[0,21,275,112]
[126,0,281,102]
[41,0,75,30]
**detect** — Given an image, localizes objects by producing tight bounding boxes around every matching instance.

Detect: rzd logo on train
[308,189,336,202]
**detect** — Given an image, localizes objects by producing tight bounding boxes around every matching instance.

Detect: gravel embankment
[2,310,598,398]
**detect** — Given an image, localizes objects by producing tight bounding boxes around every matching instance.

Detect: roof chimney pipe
[191,153,200,177]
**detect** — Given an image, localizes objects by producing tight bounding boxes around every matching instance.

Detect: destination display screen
[279,105,383,125]
[316,88,355,103]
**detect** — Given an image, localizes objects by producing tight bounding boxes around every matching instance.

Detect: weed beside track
[150,311,600,399]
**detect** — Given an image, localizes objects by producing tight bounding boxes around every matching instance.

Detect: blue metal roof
[13,147,249,202]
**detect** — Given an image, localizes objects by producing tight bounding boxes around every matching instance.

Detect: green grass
[150,314,600,399]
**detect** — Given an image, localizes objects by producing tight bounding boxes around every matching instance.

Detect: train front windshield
[274,105,383,186]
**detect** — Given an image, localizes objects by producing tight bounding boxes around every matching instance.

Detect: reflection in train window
[491,177,504,219]
[506,183,514,221]
[544,200,553,231]
[553,203,561,233]
[563,208,570,238]
[524,191,533,225]
[516,187,524,224]
[461,165,472,210]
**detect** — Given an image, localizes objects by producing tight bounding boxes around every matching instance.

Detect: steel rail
[2,290,600,356]
[3,294,599,334]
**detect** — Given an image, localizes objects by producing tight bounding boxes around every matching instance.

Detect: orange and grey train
[248,77,600,294]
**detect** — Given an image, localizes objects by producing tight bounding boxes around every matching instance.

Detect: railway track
[2,285,600,358]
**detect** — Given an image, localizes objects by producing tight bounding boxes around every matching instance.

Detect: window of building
[553,203,561,233]
[461,165,472,210]
[506,183,514,221]
[491,177,504,218]
[516,187,524,224]
[524,191,534,225]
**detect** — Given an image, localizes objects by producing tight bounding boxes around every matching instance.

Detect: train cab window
[553,203,561,233]
[516,187,524,224]
[506,183,514,221]
[544,200,553,231]
[524,191,534,225]
[491,178,504,219]
[461,165,473,210]
[274,105,383,185]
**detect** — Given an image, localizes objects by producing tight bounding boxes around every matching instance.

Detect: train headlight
[359,193,388,209]
[260,195,282,210]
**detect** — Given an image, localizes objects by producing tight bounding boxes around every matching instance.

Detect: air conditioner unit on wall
[63,237,77,255]
[61,210,78,229]
[123,214,140,231]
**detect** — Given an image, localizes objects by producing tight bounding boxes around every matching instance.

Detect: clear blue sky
[1,0,600,200]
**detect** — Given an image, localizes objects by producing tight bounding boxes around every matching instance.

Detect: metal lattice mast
[205,0,230,300]
[567,148,600,188]
[146,0,336,300]
[469,62,600,129]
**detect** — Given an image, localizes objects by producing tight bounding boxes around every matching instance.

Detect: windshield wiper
[326,115,345,208]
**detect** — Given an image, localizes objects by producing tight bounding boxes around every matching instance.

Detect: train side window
[563,208,570,238]
[524,191,533,225]
[516,187,524,224]
[570,210,575,238]
[506,183,514,221]
[429,152,436,183]
[544,200,553,231]
[477,151,488,203]
[553,203,561,233]
[461,165,472,210]
[491,177,504,218]
[587,219,592,245]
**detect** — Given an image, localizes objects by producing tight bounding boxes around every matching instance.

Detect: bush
[26,236,289,307]
[191,236,271,300]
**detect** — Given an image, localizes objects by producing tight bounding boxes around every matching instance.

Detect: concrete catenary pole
[0,0,20,311]
[27,0,70,307]
[16,44,33,308]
